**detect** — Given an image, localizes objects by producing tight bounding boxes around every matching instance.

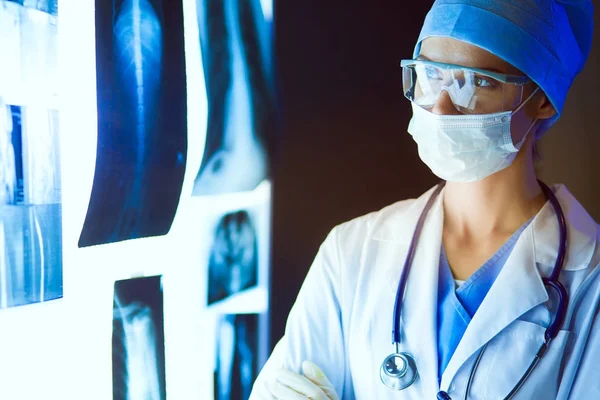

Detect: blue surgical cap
[414,0,594,122]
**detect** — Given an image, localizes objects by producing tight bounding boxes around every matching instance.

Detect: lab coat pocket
[350,291,396,398]
[481,320,571,400]
[349,285,417,399]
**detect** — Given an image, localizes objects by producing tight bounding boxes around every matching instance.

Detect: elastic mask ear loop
[511,86,541,150]
[512,86,541,116]
[514,117,539,150]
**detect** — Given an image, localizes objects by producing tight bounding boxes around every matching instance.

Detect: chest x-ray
[207,210,258,306]
[112,276,166,400]
[215,314,259,400]
[79,0,187,247]
[192,0,274,196]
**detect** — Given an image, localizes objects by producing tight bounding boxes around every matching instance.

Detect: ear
[528,88,557,121]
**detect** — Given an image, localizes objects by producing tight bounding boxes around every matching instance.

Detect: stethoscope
[379,181,569,400]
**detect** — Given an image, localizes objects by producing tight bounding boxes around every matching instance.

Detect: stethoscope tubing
[388,181,569,399]
[392,182,446,344]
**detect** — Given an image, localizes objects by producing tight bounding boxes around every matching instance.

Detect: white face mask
[407,88,539,183]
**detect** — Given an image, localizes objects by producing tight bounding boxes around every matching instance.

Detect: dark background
[269,1,600,349]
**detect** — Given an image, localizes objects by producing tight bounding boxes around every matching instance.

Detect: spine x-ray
[79,0,187,247]
[193,0,274,196]
[113,276,166,400]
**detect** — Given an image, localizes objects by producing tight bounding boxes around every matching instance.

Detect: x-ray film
[214,313,259,400]
[112,276,166,400]
[207,210,258,306]
[192,0,274,196]
[79,0,187,247]
[6,0,57,15]
[0,103,62,309]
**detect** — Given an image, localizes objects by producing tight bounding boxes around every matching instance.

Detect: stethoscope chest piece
[380,352,418,390]
[379,180,567,398]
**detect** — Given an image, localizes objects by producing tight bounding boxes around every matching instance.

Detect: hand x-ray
[214,314,259,400]
[79,0,187,247]
[207,210,258,306]
[112,276,166,400]
[0,97,62,309]
[192,0,274,196]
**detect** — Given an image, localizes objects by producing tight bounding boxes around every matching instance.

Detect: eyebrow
[416,55,506,74]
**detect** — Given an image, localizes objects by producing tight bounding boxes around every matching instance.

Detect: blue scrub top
[437,219,533,382]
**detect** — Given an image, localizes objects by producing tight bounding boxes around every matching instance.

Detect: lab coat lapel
[371,183,597,394]
[440,226,549,389]
[379,186,444,397]
[440,184,595,388]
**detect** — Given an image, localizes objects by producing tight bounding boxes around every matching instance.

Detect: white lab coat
[250,184,600,399]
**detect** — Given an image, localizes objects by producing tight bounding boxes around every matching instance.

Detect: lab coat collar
[532,184,598,271]
[372,183,598,272]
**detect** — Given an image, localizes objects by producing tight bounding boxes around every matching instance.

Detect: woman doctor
[251,0,598,399]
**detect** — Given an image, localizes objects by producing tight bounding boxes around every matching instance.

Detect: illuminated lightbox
[0,0,274,399]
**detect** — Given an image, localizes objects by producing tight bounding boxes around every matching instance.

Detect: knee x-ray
[192,0,274,196]
[79,0,187,247]
[112,276,166,400]
[207,210,258,306]
[214,314,259,400]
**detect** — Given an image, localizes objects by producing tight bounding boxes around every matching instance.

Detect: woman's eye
[474,75,495,88]
[424,66,442,79]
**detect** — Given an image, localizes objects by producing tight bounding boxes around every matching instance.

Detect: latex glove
[268,361,340,400]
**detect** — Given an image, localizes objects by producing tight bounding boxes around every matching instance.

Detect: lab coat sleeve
[250,226,351,399]
[559,260,600,398]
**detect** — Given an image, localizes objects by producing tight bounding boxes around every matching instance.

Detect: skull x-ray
[214,314,259,400]
[207,210,258,305]
[112,276,166,400]
[192,0,274,196]
[79,0,187,247]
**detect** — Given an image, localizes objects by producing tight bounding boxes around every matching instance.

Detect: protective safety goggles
[401,59,532,114]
